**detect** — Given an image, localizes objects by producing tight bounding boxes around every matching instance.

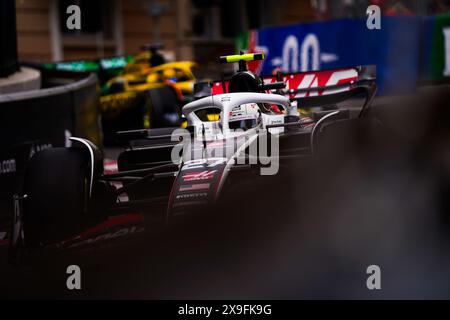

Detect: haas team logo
[211,69,358,98]
[268,69,359,98]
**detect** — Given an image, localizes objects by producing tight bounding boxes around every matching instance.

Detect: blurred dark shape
[428,0,450,14]
[151,87,450,299]
[59,0,113,36]
[139,43,166,67]
[0,0,18,77]
[311,0,331,20]
[4,88,450,299]
[149,49,165,67]
[320,0,450,19]
[385,0,416,16]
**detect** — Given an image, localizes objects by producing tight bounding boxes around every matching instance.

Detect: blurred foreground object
[0,0,18,78]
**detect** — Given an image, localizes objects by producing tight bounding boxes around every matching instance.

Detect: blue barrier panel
[238,17,422,95]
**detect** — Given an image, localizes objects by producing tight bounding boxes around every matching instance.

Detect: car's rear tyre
[23,148,90,247]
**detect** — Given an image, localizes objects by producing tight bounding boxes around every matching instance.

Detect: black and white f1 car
[9,53,377,261]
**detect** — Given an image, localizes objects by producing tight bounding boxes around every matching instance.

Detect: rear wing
[195,65,377,115]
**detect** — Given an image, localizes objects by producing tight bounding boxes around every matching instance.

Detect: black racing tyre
[22,148,90,246]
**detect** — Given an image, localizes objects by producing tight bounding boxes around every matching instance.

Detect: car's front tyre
[22,148,91,248]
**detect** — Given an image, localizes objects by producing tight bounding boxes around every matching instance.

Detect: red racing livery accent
[211,68,358,98]
[183,170,218,182]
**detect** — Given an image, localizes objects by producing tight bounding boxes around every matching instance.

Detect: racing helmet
[228,71,262,93]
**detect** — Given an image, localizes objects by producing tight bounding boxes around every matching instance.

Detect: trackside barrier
[0,70,100,220]
[236,13,450,95]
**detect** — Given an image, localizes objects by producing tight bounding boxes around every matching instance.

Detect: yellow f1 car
[100,51,197,144]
